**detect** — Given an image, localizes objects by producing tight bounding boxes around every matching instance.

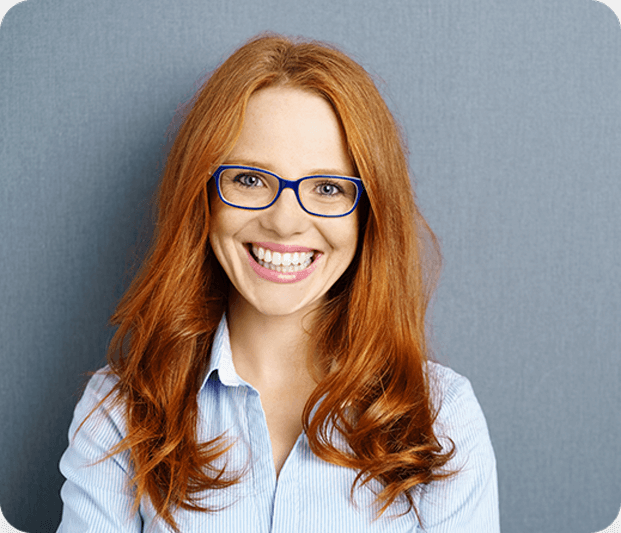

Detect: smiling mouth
[249,244,317,273]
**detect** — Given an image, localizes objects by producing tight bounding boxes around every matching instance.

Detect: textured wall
[1,1,620,532]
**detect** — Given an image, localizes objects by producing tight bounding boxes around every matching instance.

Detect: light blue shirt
[57,316,500,532]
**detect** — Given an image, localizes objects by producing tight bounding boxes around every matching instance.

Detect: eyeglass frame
[211,164,364,218]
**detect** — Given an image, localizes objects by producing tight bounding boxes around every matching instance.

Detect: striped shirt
[57,316,500,532]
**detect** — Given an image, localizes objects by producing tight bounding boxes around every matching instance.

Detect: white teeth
[258,260,307,273]
[252,244,315,272]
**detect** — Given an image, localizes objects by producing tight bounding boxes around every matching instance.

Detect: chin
[232,282,326,319]
[258,297,322,318]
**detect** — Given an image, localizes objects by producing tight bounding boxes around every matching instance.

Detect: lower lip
[246,249,320,284]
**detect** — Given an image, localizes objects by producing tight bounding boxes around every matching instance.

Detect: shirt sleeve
[56,370,143,533]
[417,365,500,533]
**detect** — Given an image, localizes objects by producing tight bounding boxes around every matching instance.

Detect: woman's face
[209,86,359,318]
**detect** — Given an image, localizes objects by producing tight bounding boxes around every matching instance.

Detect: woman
[57,34,499,532]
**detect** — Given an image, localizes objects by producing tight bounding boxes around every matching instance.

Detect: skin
[208,86,359,475]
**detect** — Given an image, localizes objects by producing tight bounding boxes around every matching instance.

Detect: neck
[227,290,321,389]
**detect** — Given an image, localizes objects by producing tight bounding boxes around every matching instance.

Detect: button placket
[245,386,278,533]
[270,434,302,533]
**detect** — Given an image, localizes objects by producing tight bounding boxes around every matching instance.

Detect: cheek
[207,199,256,272]
[208,205,224,250]
[331,216,359,264]
[208,179,229,232]
[208,188,238,243]
[208,198,236,266]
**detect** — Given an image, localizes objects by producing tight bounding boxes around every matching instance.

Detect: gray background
[1,0,620,532]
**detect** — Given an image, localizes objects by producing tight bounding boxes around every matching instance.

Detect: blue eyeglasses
[212,165,363,218]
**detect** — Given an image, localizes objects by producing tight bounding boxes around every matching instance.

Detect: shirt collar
[201,314,247,390]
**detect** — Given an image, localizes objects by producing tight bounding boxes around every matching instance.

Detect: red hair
[100,33,453,531]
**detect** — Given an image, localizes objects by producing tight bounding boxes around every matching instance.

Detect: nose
[259,188,311,237]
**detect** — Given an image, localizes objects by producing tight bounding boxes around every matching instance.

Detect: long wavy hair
[101,33,454,531]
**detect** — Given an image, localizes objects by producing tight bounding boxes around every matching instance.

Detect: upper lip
[251,241,316,253]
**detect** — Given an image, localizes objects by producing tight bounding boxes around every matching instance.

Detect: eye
[315,181,344,197]
[233,172,265,188]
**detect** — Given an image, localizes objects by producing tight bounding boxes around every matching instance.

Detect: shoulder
[426,362,495,466]
[57,369,143,531]
[427,362,487,436]
[74,366,121,411]
[66,366,126,447]
[81,366,121,400]
[426,361,471,402]
[427,362,496,476]
[418,362,500,532]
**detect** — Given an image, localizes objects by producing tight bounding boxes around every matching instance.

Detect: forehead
[226,86,354,177]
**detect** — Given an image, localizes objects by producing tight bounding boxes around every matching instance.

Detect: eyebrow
[222,159,356,178]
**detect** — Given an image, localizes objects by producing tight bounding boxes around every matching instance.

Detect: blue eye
[233,173,265,188]
[315,182,343,197]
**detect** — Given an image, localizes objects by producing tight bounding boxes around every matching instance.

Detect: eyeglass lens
[218,167,358,216]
